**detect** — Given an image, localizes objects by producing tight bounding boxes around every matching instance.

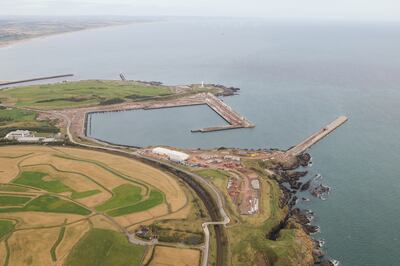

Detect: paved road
[56,111,230,266]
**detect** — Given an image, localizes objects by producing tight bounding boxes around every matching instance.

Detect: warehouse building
[4,130,33,140]
[152,147,189,163]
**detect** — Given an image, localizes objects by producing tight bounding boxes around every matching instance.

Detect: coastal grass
[0,219,14,239]
[0,195,91,215]
[195,168,230,181]
[0,108,36,122]
[198,159,292,266]
[13,171,73,193]
[0,108,58,137]
[0,195,32,206]
[95,184,142,212]
[0,80,173,109]
[65,228,145,266]
[106,189,164,217]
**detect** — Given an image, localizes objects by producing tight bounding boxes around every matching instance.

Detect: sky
[1,0,399,21]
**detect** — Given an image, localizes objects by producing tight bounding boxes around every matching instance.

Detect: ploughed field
[0,145,193,266]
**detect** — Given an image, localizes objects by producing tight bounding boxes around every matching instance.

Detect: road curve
[56,111,230,266]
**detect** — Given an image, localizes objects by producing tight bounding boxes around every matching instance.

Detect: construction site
[138,115,348,216]
[139,146,263,215]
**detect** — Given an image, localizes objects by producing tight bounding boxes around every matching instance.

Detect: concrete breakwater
[287,116,348,156]
[79,92,255,139]
[0,74,74,86]
[192,93,255,133]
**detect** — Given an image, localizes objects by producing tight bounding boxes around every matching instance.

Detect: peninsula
[0,77,347,266]
[0,17,156,47]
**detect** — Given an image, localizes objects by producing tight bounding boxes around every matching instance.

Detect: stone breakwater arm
[287,116,348,156]
[192,93,255,132]
[0,74,74,87]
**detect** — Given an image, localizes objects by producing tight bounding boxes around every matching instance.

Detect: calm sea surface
[1,18,399,265]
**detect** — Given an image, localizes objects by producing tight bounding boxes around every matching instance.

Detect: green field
[71,189,101,199]
[0,195,32,206]
[0,219,14,239]
[0,184,30,192]
[0,80,173,109]
[51,221,67,261]
[13,171,73,193]
[0,195,91,215]
[107,189,164,217]
[14,171,103,201]
[95,184,142,212]
[0,108,58,137]
[65,228,145,266]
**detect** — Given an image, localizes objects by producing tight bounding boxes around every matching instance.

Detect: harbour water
[1,18,400,265]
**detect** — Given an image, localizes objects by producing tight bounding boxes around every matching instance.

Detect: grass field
[0,219,14,238]
[0,184,30,192]
[65,228,146,266]
[107,190,164,217]
[0,145,192,265]
[50,220,66,261]
[0,80,173,109]
[0,108,58,137]
[0,195,32,206]
[0,195,91,215]
[13,171,73,193]
[71,189,101,199]
[96,183,143,212]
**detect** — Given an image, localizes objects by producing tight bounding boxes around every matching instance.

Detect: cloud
[0,0,399,21]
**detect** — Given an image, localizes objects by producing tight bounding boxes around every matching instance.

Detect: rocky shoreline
[269,152,337,266]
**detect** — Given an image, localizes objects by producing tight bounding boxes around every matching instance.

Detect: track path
[56,111,231,266]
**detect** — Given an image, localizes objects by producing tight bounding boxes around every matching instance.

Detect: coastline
[0,20,154,48]
[0,79,339,266]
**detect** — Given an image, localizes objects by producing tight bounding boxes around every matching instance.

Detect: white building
[224,155,241,162]
[4,130,33,140]
[152,147,189,163]
[17,137,42,143]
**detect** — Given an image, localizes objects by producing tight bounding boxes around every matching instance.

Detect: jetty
[286,116,348,156]
[144,92,254,133]
[192,93,255,133]
[0,74,74,86]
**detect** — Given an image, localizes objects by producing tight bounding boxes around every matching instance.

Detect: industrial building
[152,147,189,163]
[4,130,33,140]
[3,130,61,143]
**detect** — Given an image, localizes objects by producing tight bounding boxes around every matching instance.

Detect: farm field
[0,145,196,266]
[148,246,201,266]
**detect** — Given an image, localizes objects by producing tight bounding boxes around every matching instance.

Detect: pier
[192,93,255,133]
[286,116,348,156]
[0,74,74,86]
[144,92,255,133]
